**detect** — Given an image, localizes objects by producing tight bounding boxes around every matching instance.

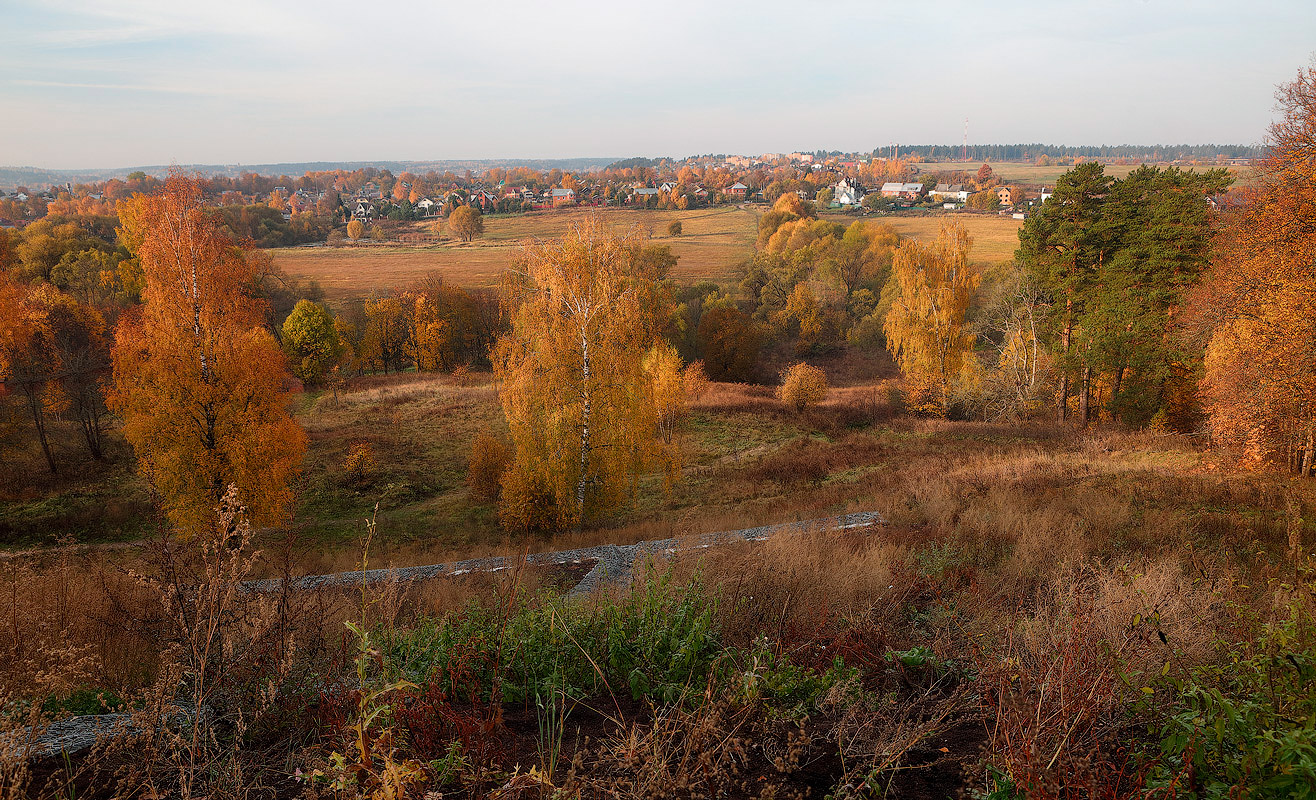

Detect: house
[415,198,439,217]
[1039,187,1054,203]
[930,183,970,202]
[833,178,863,206]
[725,182,749,200]
[550,187,576,207]
[996,186,1020,206]
[632,187,660,204]
[659,182,678,193]
[351,200,375,220]
[880,182,925,200]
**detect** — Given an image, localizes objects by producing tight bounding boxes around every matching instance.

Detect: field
[271,206,759,300]
[829,212,1024,263]
[275,205,1028,300]
[910,159,1250,185]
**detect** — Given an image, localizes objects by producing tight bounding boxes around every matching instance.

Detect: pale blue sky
[1,0,1312,169]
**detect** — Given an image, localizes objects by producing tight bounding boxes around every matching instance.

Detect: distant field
[272,207,758,300]
[911,160,1247,185]
[824,212,1023,263]
[275,205,1027,300]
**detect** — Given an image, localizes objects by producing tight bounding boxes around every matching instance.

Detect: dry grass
[270,207,759,300]
[821,212,1023,263]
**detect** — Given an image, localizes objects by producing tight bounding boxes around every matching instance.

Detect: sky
[1,0,1313,169]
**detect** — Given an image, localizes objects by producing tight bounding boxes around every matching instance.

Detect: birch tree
[109,173,306,535]
[883,222,980,416]
[493,220,675,530]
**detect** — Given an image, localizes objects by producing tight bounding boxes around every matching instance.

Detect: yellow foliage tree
[493,221,675,530]
[883,222,981,415]
[108,174,306,535]
[777,362,828,412]
[346,219,365,240]
[405,293,452,371]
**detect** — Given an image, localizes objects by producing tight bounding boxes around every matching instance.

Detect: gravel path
[245,510,886,596]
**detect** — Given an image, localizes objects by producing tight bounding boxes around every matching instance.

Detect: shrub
[346,219,364,240]
[342,442,377,484]
[667,220,683,236]
[466,432,510,502]
[777,362,828,412]
[1148,597,1316,798]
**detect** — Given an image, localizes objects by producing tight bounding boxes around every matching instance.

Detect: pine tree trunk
[1079,366,1091,429]
[1058,304,1073,423]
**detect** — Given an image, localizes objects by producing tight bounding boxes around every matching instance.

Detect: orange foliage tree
[108,174,306,534]
[1197,63,1316,470]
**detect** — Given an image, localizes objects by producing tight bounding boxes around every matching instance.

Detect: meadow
[270,207,759,300]
[5,365,1314,798]
[272,205,1027,301]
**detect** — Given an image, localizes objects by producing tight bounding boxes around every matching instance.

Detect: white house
[930,183,971,202]
[415,198,438,217]
[833,178,863,206]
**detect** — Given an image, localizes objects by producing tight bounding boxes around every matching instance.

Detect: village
[7,144,1256,232]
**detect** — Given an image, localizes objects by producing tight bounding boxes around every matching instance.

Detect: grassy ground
[6,365,1315,798]
[270,207,759,300]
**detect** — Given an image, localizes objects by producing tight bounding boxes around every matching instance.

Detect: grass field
[276,204,1026,299]
[271,206,759,300]
[825,211,1023,262]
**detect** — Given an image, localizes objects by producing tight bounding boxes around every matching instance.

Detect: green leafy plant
[1148,596,1316,798]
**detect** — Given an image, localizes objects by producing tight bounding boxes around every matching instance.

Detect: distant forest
[874,143,1262,161]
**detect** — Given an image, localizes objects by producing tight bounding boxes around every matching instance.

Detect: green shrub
[1148,599,1316,798]
[382,572,724,706]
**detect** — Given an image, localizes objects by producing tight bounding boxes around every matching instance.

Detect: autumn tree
[1196,62,1316,470]
[109,174,307,535]
[346,219,365,240]
[884,222,981,415]
[449,206,484,242]
[281,299,344,386]
[41,288,111,460]
[0,277,60,472]
[696,303,762,381]
[777,362,828,412]
[493,221,676,530]
[966,189,1000,211]
[359,294,409,373]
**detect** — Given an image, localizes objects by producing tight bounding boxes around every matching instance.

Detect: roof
[727,182,748,190]
[551,187,575,197]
